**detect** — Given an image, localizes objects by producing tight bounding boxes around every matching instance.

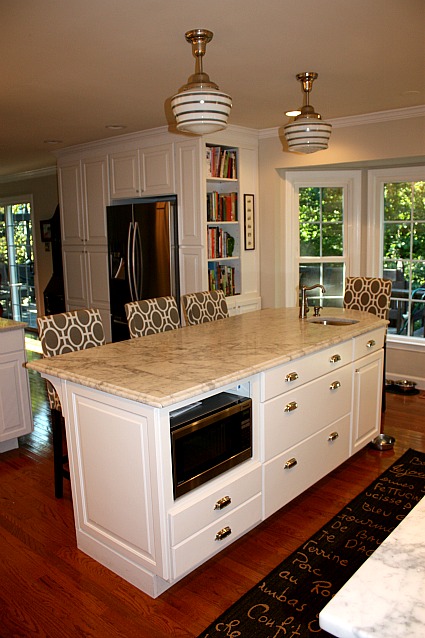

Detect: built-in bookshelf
[206,144,241,297]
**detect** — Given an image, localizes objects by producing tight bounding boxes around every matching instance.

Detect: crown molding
[0,165,56,184]
[258,105,425,139]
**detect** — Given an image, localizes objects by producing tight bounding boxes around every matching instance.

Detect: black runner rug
[198,448,425,638]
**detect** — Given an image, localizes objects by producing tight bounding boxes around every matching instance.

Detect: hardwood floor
[1,338,424,637]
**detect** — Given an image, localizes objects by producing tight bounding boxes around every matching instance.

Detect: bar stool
[37,308,106,497]
[181,290,229,326]
[343,276,392,410]
[125,296,180,338]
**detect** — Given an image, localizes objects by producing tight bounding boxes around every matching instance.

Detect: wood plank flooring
[1,338,424,637]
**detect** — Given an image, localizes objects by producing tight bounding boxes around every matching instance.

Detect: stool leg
[51,408,64,498]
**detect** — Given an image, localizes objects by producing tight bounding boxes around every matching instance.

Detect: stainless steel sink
[308,316,359,326]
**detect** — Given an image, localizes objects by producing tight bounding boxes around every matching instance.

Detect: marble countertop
[319,495,425,638]
[26,307,387,408]
[0,318,27,331]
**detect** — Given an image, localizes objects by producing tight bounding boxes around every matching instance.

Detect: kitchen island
[0,318,33,452]
[27,307,387,597]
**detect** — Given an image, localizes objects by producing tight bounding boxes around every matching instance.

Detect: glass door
[0,200,37,328]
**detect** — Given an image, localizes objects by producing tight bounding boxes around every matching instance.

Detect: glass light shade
[171,88,232,134]
[284,118,332,153]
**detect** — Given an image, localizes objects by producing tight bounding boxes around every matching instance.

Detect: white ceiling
[1,0,424,178]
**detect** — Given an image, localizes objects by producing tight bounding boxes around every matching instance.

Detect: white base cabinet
[0,325,33,450]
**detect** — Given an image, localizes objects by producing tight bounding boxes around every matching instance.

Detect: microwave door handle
[133,221,143,299]
[127,221,136,301]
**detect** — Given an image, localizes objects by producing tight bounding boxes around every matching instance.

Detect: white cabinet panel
[82,157,109,245]
[109,149,140,199]
[179,247,204,297]
[351,348,383,454]
[141,144,174,195]
[59,162,84,244]
[0,328,32,443]
[62,245,88,307]
[175,139,203,245]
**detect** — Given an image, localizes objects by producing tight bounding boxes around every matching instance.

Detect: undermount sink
[308,316,359,326]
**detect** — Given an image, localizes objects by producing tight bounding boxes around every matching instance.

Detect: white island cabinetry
[29,301,386,598]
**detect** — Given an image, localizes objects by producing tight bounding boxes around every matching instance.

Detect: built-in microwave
[170,392,252,499]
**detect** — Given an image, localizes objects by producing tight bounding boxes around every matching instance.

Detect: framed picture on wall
[244,194,255,250]
[40,220,52,242]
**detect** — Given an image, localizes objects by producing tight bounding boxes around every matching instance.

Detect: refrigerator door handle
[127,222,136,301]
[134,221,143,299]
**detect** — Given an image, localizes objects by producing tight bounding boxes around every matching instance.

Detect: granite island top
[319,494,425,638]
[0,318,27,331]
[26,307,387,408]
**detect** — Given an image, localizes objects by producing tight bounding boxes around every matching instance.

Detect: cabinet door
[351,349,384,454]
[82,156,109,245]
[140,144,174,195]
[62,245,88,308]
[58,161,85,244]
[175,139,203,245]
[109,149,141,199]
[0,347,33,441]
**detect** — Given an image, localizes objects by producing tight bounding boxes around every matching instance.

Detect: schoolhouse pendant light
[284,72,332,153]
[171,29,232,135]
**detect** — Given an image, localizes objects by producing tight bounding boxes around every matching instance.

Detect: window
[0,197,37,328]
[284,171,361,308]
[368,167,425,342]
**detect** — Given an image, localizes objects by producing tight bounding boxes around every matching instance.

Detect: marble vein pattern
[27,308,387,408]
[0,318,27,331]
[319,495,425,638]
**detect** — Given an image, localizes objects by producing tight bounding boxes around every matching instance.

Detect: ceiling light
[171,29,232,135]
[284,72,332,153]
[105,124,127,130]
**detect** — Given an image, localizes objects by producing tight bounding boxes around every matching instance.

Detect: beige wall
[258,113,425,387]
[0,171,59,317]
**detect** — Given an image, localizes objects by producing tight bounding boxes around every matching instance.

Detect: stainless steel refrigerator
[107,197,180,342]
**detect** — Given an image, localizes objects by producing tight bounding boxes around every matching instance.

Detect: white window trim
[368,165,425,348]
[284,170,362,307]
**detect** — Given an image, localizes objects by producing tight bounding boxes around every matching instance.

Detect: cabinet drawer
[169,464,261,545]
[171,493,262,580]
[262,364,352,461]
[263,414,350,519]
[261,340,352,401]
[0,329,24,355]
[353,328,385,360]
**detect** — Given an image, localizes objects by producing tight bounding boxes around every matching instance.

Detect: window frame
[367,166,425,346]
[284,170,361,307]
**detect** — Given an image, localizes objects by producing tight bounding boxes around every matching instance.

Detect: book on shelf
[207,192,238,222]
[206,146,237,179]
[208,262,236,296]
[207,227,235,259]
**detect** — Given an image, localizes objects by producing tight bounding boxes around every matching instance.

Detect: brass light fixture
[171,29,232,134]
[284,72,332,153]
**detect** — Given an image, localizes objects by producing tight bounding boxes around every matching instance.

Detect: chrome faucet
[299,284,326,319]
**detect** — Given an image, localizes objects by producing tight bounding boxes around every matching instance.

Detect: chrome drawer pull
[366,339,376,348]
[329,354,341,363]
[284,401,298,413]
[328,431,339,441]
[329,381,341,391]
[215,526,232,541]
[284,457,298,470]
[285,371,299,382]
[214,496,231,510]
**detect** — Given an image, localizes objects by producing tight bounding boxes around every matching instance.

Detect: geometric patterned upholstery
[36,308,106,498]
[181,290,229,326]
[37,308,106,410]
[124,296,180,338]
[343,277,392,320]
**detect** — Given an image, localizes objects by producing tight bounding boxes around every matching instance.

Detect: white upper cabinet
[109,143,174,199]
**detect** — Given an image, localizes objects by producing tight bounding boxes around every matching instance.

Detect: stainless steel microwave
[170,392,252,499]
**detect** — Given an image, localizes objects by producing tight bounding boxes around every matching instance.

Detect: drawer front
[261,340,352,401]
[263,414,350,519]
[0,329,24,355]
[169,464,261,545]
[353,328,385,361]
[171,493,262,580]
[262,364,352,461]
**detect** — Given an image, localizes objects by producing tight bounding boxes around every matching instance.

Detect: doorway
[0,198,37,329]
